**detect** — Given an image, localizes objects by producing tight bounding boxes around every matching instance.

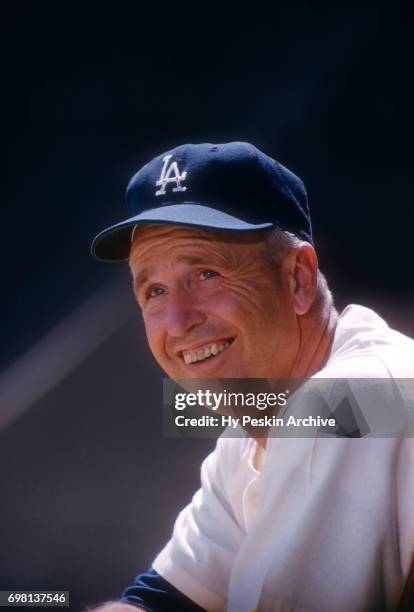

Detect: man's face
[129,225,299,379]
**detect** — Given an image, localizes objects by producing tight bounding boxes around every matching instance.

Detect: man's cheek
[143,318,163,359]
[211,294,245,322]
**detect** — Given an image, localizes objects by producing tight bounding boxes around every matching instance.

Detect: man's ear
[286,244,318,315]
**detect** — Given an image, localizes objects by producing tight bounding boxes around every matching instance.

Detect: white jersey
[153,305,414,611]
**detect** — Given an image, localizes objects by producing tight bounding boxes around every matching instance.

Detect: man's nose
[166,287,206,338]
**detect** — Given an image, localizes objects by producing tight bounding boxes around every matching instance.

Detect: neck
[290,304,338,379]
[256,304,338,450]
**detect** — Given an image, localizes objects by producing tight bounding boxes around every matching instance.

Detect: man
[89,142,414,611]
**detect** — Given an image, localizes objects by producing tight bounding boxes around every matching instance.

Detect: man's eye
[147,286,166,299]
[200,270,218,280]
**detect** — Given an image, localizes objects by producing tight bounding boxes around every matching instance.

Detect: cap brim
[91,203,273,261]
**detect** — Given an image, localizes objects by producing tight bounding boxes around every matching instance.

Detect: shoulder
[324,304,414,378]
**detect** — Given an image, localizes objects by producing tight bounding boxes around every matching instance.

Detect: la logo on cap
[155,154,187,196]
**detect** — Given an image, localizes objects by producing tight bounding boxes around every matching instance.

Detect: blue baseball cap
[91,141,312,261]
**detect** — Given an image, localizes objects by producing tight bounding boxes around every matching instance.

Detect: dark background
[1,2,413,611]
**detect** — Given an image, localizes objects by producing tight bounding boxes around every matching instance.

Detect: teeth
[183,340,232,364]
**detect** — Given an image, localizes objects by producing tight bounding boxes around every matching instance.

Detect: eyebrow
[133,255,212,292]
[134,270,149,292]
[176,255,210,265]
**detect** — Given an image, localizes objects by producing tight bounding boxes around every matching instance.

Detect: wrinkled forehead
[129,223,269,265]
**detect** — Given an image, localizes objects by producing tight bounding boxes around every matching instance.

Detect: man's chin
[170,366,249,382]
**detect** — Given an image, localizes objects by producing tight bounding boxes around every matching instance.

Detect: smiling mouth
[182,339,235,365]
